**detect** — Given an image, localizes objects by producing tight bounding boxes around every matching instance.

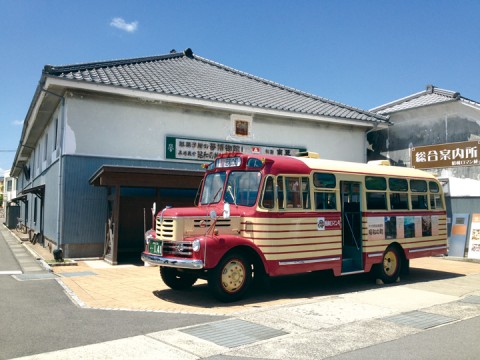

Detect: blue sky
[1,0,480,173]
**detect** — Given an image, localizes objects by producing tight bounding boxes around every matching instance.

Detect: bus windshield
[201,172,226,204]
[200,171,262,206]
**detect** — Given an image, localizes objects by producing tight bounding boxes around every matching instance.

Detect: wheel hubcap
[221,259,245,293]
[383,250,398,276]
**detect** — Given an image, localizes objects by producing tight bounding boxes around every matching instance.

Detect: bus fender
[203,235,268,273]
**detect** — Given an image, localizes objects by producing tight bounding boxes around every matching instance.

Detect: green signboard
[166,136,306,162]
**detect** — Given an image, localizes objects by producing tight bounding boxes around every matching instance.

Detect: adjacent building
[369,85,480,257]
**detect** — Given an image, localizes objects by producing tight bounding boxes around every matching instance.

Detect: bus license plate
[149,241,163,256]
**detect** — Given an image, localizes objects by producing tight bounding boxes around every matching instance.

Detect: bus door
[341,181,363,273]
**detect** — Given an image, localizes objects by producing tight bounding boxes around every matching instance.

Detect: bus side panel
[362,211,448,269]
[243,212,343,277]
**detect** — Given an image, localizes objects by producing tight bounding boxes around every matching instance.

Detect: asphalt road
[0,227,222,360]
[2,223,480,360]
[327,315,480,360]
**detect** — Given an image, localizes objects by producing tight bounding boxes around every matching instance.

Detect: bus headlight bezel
[144,229,156,245]
[192,239,201,252]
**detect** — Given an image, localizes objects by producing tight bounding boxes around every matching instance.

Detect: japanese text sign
[411,141,480,169]
[165,136,306,162]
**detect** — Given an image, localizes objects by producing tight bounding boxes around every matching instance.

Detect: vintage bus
[141,152,447,301]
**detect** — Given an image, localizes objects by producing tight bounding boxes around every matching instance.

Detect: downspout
[364,122,379,163]
[41,89,66,252]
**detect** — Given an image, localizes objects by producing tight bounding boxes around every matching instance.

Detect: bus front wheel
[376,246,402,284]
[208,252,252,302]
[160,267,198,290]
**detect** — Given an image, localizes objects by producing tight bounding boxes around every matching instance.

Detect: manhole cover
[181,319,287,348]
[461,295,480,304]
[384,311,456,329]
[13,273,58,281]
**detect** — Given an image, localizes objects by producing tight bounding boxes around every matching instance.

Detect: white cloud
[12,119,23,126]
[110,17,138,33]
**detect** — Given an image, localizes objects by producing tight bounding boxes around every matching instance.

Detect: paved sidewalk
[0,225,47,274]
[21,234,480,316]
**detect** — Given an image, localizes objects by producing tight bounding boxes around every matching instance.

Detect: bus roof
[292,156,437,180]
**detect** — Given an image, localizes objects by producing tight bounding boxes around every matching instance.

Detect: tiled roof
[43,48,388,124]
[371,85,480,115]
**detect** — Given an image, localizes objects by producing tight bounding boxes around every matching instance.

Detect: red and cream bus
[142,152,447,301]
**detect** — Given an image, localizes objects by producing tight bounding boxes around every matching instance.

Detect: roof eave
[11,74,49,177]
[374,97,460,116]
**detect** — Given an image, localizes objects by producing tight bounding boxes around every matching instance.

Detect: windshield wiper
[227,185,237,206]
[207,187,223,206]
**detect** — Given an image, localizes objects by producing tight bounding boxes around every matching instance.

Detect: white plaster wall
[64,93,367,163]
[253,115,365,162]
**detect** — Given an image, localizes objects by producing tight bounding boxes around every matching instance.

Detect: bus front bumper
[141,253,205,270]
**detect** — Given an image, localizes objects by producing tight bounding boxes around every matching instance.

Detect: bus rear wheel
[376,246,402,284]
[208,252,252,302]
[160,267,198,290]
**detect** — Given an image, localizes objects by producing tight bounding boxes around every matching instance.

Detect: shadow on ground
[152,266,464,308]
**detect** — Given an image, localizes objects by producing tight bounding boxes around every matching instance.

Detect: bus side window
[365,176,387,210]
[261,177,275,209]
[429,181,444,210]
[411,179,428,210]
[285,177,301,208]
[315,192,336,210]
[388,178,409,210]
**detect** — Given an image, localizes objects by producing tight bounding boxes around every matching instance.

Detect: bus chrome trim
[368,252,384,258]
[408,245,447,253]
[340,270,365,275]
[279,256,341,266]
[141,253,204,269]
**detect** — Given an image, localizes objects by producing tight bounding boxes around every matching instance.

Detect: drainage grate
[60,271,97,278]
[384,311,456,329]
[13,273,58,281]
[181,319,287,348]
[461,295,480,304]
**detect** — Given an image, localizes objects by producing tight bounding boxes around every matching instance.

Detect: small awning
[89,165,204,189]
[10,194,27,203]
[21,184,46,199]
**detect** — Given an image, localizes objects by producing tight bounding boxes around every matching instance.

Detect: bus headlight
[192,239,201,252]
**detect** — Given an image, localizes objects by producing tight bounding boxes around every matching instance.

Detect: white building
[11,48,389,263]
[2,170,16,207]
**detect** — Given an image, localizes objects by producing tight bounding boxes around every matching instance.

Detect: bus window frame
[388,177,409,210]
[313,172,338,211]
[365,176,387,210]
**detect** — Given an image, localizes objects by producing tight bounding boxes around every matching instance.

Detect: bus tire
[208,251,252,302]
[160,267,198,290]
[376,246,401,284]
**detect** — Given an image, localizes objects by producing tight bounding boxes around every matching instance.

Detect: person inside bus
[286,177,301,208]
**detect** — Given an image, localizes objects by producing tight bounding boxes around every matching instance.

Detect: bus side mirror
[223,202,230,219]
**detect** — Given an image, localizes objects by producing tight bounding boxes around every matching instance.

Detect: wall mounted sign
[411,140,480,169]
[165,136,306,162]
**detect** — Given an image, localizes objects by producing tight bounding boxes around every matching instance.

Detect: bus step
[342,258,355,272]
